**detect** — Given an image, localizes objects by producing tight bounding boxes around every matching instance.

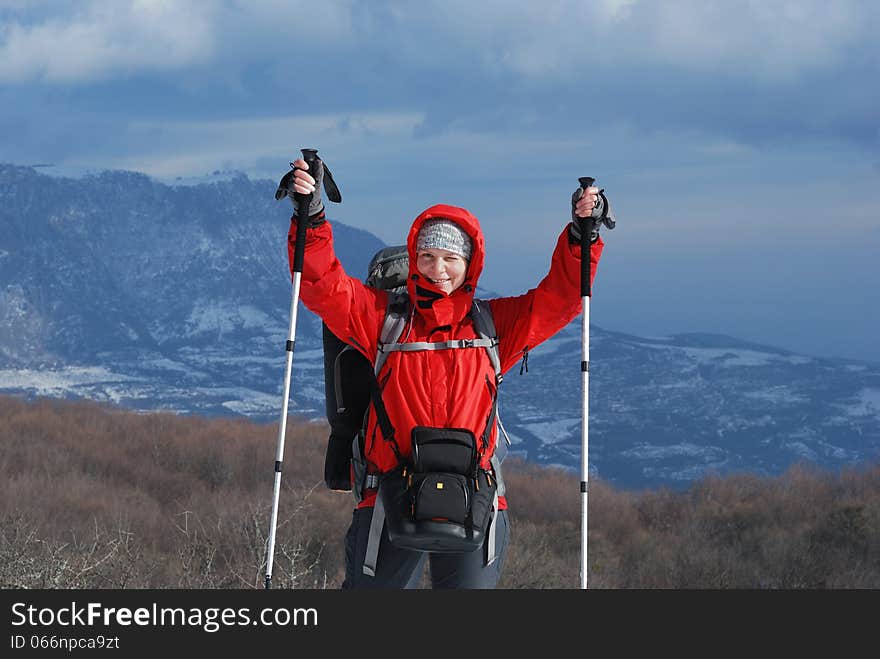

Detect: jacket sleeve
[488,229,604,375]
[287,218,385,362]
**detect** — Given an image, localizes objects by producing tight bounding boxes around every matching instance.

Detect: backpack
[321,245,510,496]
[321,246,409,491]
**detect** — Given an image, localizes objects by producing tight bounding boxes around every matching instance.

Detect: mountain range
[2,163,878,490]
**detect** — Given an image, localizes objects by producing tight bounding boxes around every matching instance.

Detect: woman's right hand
[290,158,317,195]
[289,157,325,220]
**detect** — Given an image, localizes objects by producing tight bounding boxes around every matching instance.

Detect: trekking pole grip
[577,176,596,298]
[291,148,318,274]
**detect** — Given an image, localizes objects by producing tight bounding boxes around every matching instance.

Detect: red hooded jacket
[288,204,603,509]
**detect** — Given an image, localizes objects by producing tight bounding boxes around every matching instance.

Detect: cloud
[96,111,425,178]
[3,1,874,85]
[0,0,215,82]
[1,0,876,176]
[316,0,872,84]
[0,0,361,84]
[618,1,868,82]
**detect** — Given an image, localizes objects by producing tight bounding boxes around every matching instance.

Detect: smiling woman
[283,153,606,590]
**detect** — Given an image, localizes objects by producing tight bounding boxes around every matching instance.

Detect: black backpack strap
[367,367,404,464]
[480,374,499,459]
[361,326,405,579]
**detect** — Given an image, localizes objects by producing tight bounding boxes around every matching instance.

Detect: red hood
[405,204,486,327]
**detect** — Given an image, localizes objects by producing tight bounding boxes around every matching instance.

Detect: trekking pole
[264,148,319,589]
[577,176,597,590]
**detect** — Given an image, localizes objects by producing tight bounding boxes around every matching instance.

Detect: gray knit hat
[416,218,473,261]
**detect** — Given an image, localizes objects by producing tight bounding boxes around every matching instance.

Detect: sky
[1,0,878,361]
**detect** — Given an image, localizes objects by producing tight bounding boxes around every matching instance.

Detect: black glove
[569,184,616,244]
[275,154,341,227]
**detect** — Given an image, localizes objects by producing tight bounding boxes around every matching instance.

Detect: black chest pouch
[380,427,497,553]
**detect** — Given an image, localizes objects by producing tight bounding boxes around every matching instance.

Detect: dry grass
[1,394,878,589]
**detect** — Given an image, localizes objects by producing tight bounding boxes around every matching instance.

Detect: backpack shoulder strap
[366,292,408,465]
[471,298,502,386]
[375,291,410,376]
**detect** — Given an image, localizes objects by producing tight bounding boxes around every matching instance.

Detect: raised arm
[488,179,611,373]
[284,157,385,362]
[488,229,603,375]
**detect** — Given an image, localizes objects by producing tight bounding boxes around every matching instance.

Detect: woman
[286,157,604,588]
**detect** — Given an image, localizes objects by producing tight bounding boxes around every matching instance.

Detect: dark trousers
[342,507,509,589]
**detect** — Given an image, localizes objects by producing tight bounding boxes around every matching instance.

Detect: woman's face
[416,248,468,295]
